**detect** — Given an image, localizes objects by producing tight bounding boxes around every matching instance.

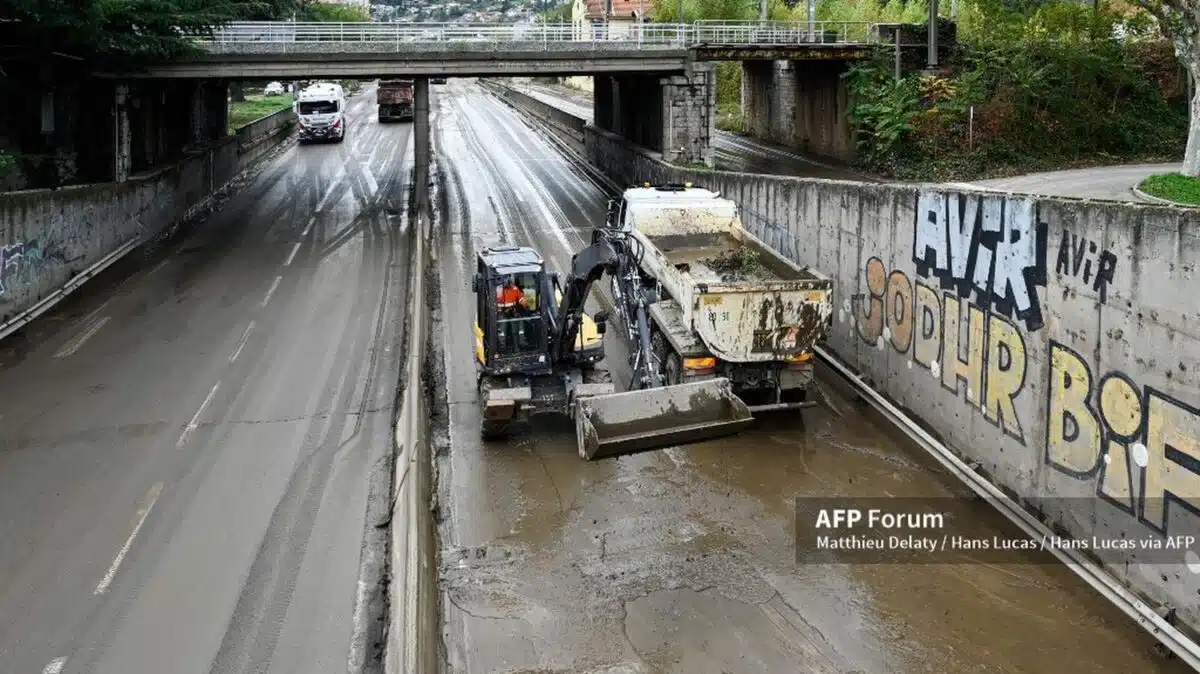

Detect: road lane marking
[148,259,170,275]
[81,298,112,323]
[230,321,255,363]
[94,482,164,595]
[42,657,67,674]
[283,242,302,267]
[54,316,110,358]
[176,381,221,448]
[314,171,343,213]
[363,166,379,197]
[301,216,315,237]
[261,276,282,307]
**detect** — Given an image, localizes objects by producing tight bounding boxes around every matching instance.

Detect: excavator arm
[551,237,620,364]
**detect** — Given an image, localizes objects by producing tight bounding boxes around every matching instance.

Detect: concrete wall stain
[913,190,1049,332]
[1047,341,1200,535]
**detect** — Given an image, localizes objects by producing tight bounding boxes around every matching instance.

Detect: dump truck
[473,237,753,461]
[606,183,834,412]
[377,79,414,122]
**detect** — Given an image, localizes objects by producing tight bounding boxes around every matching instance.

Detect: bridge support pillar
[114,84,132,183]
[593,65,714,168]
[659,64,715,167]
[739,59,854,163]
[413,77,430,219]
[189,80,229,146]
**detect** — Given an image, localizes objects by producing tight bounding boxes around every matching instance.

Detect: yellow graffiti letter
[853,258,886,345]
[1045,344,1101,475]
[985,316,1026,443]
[941,296,985,405]
[887,271,914,353]
[1141,392,1200,534]
[913,281,941,368]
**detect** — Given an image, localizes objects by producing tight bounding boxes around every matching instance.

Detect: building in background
[572,0,647,40]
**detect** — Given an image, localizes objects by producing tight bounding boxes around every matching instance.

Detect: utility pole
[926,0,938,68]
[760,0,768,22]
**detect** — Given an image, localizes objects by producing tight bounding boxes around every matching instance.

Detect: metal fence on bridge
[197,21,877,47]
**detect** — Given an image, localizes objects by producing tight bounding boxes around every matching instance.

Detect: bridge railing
[691,20,874,45]
[199,21,878,46]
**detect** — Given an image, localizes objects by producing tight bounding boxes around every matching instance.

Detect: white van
[295,82,347,143]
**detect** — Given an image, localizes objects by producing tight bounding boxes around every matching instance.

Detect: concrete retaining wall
[0,108,294,329]
[584,123,1200,636]
[482,80,586,145]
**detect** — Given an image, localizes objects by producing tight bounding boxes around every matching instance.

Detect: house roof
[584,0,649,19]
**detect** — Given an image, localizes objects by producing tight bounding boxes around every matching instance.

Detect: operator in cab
[497,277,531,315]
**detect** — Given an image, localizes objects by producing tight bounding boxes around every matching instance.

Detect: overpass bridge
[116,21,889,170]
[140,21,880,80]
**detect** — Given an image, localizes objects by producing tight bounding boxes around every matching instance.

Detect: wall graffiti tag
[1054,231,1118,303]
[1046,342,1200,535]
[913,191,1049,331]
[0,240,54,299]
[848,189,1200,536]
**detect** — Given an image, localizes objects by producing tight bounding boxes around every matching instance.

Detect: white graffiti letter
[994,198,1038,316]
[914,190,948,274]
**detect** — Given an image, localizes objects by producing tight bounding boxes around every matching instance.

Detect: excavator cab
[472,246,609,374]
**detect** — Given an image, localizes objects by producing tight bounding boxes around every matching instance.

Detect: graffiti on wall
[850,189,1200,535]
[852,255,1032,445]
[913,191,1049,331]
[0,240,57,300]
[1054,230,1118,303]
[1046,342,1200,535]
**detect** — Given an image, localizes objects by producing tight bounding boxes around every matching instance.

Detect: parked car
[264,81,285,96]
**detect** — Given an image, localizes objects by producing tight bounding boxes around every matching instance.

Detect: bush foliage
[654,0,1188,179]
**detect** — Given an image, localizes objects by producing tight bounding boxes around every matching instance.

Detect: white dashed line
[230,321,255,363]
[261,276,282,307]
[94,482,164,595]
[81,298,112,323]
[42,657,67,674]
[283,242,302,267]
[148,259,170,275]
[176,381,221,448]
[363,167,379,197]
[54,316,111,358]
[301,216,315,237]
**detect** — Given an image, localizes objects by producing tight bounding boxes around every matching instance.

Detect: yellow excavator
[471,231,753,460]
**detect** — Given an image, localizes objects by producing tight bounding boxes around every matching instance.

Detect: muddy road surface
[0,85,408,674]
[432,78,1190,674]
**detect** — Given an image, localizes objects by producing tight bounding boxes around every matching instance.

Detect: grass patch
[716,102,744,134]
[229,94,294,133]
[1138,172,1200,205]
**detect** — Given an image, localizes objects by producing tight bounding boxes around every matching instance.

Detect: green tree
[2,0,287,66]
[539,2,574,22]
[1127,0,1200,175]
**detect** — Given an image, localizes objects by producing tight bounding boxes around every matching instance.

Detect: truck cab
[295,82,346,143]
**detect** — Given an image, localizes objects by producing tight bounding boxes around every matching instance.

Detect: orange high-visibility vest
[498,286,524,309]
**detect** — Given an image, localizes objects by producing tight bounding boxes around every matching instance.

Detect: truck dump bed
[622,186,833,363]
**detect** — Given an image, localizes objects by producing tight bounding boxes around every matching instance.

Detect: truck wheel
[664,353,683,386]
[481,421,510,441]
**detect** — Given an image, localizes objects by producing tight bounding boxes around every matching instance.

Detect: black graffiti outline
[1139,387,1200,536]
[910,279,943,371]
[1094,371,1143,517]
[912,192,1049,332]
[1044,340,1102,480]
[1054,230,1119,304]
[983,312,1028,446]
[886,269,914,355]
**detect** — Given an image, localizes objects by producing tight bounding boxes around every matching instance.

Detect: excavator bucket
[574,378,753,460]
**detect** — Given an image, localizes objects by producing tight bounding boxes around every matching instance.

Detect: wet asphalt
[509,79,880,183]
[434,79,1191,673]
[0,86,409,674]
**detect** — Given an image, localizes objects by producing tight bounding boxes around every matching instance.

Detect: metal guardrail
[198,21,877,47]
